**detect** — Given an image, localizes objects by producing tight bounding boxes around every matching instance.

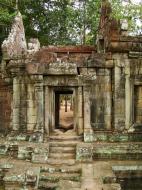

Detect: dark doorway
[119,178,142,190]
[55,90,74,132]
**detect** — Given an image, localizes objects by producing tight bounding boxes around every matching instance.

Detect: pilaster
[78,86,83,135]
[125,60,132,129]
[45,86,50,136]
[84,86,93,142]
[34,76,44,133]
[114,61,125,131]
[27,82,36,132]
[19,78,27,131]
[104,73,112,130]
[12,77,20,130]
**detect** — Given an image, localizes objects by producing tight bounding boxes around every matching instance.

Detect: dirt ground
[59,105,74,130]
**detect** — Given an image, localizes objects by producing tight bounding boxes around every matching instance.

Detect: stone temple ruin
[0,1,142,190]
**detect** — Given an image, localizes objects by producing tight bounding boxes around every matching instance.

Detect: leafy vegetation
[0,0,141,46]
[110,0,142,35]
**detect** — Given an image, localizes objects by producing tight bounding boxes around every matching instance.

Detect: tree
[110,0,142,35]
[0,0,141,48]
[18,0,80,45]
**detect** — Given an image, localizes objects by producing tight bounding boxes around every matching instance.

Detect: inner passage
[120,178,142,190]
[55,91,74,131]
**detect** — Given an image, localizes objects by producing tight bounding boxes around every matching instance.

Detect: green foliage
[0,9,14,24]
[0,0,16,24]
[18,0,79,45]
[110,0,142,34]
[0,0,141,46]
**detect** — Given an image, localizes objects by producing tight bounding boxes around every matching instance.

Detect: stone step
[38,181,58,189]
[40,172,81,182]
[49,153,75,159]
[50,141,78,147]
[49,135,83,141]
[50,146,75,153]
[68,188,81,190]
[41,165,81,174]
[67,188,81,190]
[59,180,81,189]
[47,158,76,165]
[39,178,81,189]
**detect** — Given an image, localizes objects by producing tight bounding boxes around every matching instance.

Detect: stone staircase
[38,135,83,189]
[38,164,81,190]
[0,133,142,190]
[0,134,83,190]
[48,136,79,165]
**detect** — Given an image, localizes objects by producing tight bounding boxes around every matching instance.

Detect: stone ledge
[76,142,142,161]
[112,165,142,178]
[84,131,142,143]
[0,140,49,163]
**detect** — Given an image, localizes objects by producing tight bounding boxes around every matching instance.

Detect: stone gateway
[0,1,142,190]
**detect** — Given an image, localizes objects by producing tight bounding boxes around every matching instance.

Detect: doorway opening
[119,178,142,190]
[55,90,74,132]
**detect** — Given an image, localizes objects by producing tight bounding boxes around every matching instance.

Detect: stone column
[19,78,27,131]
[104,70,112,130]
[34,76,44,133]
[74,88,78,133]
[78,86,83,135]
[45,86,49,136]
[84,86,93,142]
[114,66,121,129]
[27,82,36,132]
[51,89,55,131]
[125,60,132,129]
[12,77,20,131]
[9,85,13,130]
[114,63,125,131]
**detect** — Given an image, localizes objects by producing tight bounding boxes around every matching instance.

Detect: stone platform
[0,134,142,190]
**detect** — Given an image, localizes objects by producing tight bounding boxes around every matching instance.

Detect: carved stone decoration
[76,143,93,161]
[48,61,77,75]
[27,38,40,53]
[2,12,27,59]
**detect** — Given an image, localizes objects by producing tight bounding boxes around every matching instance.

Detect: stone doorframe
[44,85,84,136]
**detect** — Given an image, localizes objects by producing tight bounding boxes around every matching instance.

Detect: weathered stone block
[4,174,25,184]
[18,146,33,160]
[26,167,40,186]
[0,144,8,155]
[93,142,142,160]
[29,132,43,142]
[32,153,48,163]
[2,12,27,59]
[27,124,35,131]
[32,144,49,163]
[76,143,93,161]
[84,129,94,142]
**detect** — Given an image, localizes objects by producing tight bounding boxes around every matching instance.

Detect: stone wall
[0,78,12,134]
[134,86,142,124]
